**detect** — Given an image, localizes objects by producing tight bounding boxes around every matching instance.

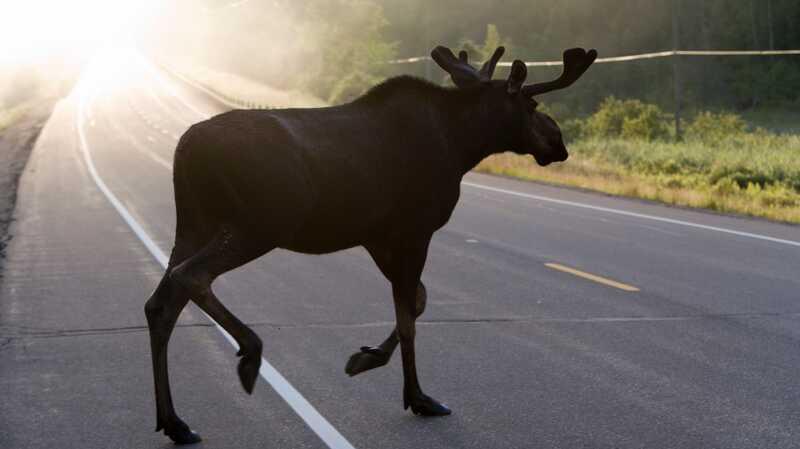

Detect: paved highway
[2,49,800,449]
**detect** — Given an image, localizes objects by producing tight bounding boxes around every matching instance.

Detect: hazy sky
[0,0,160,65]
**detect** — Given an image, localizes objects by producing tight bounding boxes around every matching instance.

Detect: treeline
[142,0,395,104]
[144,0,800,111]
[379,0,800,113]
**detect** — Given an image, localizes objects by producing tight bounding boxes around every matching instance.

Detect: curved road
[2,49,800,449]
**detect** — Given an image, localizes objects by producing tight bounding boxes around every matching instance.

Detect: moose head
[431,45,597,166]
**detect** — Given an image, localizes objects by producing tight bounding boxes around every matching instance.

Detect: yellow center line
[545,263,640,292]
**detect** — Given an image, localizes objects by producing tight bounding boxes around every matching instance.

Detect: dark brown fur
[144,45,595,444]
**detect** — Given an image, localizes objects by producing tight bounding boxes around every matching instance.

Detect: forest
[146,0,800,112]
[141,0,800,222]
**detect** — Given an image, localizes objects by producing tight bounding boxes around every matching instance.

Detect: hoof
[238,354,261,394]
[163,420,202,445]
[168,428,202,445]
[407,394,452,417]
[345,346,390,377]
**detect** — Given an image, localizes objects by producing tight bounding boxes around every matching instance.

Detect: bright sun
[0,0,159,65]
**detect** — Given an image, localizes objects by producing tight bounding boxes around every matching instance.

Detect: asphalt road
[2,48,800,449]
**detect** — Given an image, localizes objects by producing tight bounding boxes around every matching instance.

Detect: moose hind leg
[345,282,427,376]
[144,273,202,444]
[171,227,275,394]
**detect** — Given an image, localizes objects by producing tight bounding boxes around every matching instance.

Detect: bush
[621,105,670,141]
[685,111,747,145]
[458,24,513,63]
[481,94,800,222]
[585,96,669,141]
[560,118,586,142]
[537,102,571,122]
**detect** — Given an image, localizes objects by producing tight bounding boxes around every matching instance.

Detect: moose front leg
[391,238,450,416]
[393,279,450,416]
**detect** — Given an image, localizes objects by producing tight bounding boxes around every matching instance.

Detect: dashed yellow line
[545,263,640,292]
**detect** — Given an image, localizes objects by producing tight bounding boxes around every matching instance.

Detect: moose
[144,44,596,444]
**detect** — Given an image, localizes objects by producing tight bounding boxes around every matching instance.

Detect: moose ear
[506,60,528,94]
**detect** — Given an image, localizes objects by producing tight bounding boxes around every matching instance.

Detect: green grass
[477,133,800,223]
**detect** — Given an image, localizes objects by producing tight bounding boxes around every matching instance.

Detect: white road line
[142,76,185,124]
[137,145,173,170]
[127,136,174,170]
[77,86,356,449]
[101,109,175,171]
[462,182,800,248]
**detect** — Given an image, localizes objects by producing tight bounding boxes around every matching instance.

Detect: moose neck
[431,87,509,175]
[357,77,511,177]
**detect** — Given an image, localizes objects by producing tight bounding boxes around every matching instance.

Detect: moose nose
[553,144,569,162]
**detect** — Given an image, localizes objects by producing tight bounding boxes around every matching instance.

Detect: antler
[431,46,505,88]
[522,48,597,97]
[479,46,505,80]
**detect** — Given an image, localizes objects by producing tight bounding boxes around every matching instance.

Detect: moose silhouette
[144,44,596,444]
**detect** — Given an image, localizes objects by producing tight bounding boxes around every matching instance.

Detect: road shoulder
[0,98,60,277]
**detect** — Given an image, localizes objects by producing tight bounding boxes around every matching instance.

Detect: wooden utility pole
[767,0,775,50]
[700,0,713,105]
[672,0,682,139]
[767,0,775,100]
[750,0,760,107]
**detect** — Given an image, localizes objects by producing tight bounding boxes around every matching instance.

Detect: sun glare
[0,0,159,65]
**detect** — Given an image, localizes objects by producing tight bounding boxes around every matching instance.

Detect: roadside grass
[0,101,34,133]
[477,134,800,223]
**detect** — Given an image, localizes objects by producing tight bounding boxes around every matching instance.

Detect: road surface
[2,49,800,449]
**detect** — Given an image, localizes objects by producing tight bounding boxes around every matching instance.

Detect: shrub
[538,102,571,122]
[458,24,512,63]
[685,111,747,145]
[560,118,586,142]
[585,96,669,141]
[621,105,670,141]
[482,95,800,222]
